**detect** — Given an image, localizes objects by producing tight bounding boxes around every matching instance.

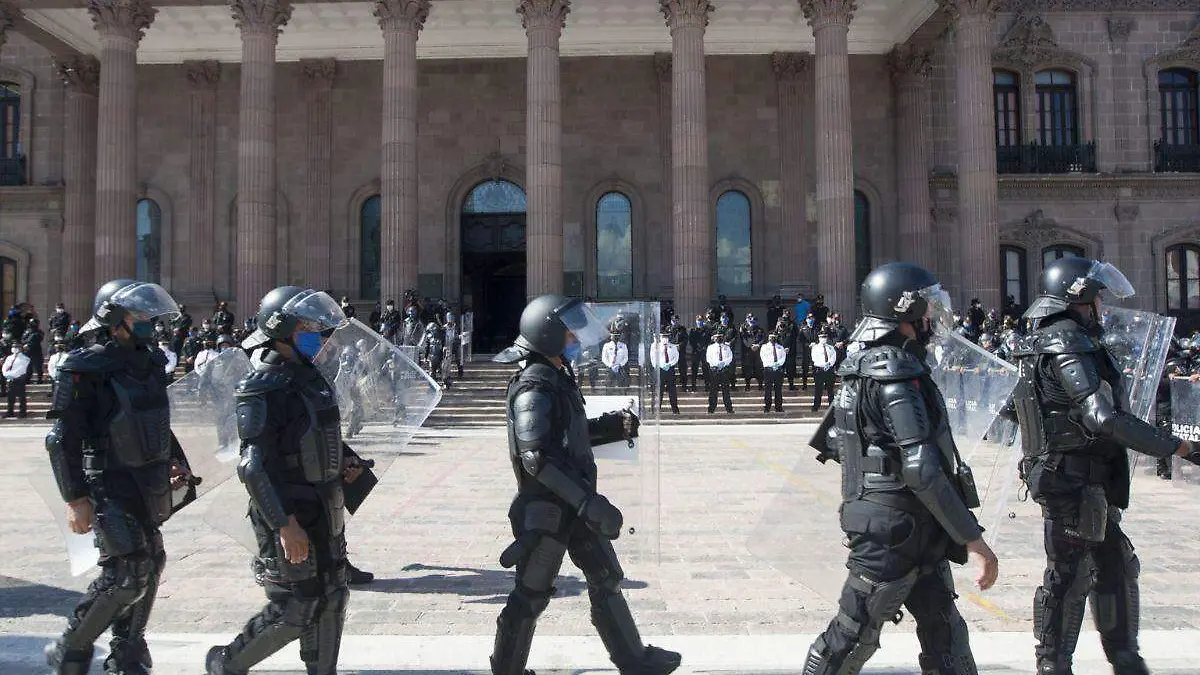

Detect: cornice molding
[930,174,1200,201]
[997,0,1198,10]
[0,186,65,213]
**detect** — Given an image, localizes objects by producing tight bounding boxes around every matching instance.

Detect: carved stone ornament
[659,0,714,31]
[652,52,672,80]
[484,151,508,182]
[1162,22,1200,66]
[185,60,221,90]
[937,0,998,22]
[771,52,811,81]
[1106,16,1134,45]
[57,55,101,96]
[931,205,959,223]
[229,0,293,37]
[1114,201,1139,223]
[993,13,1082,69]
[888,43,932,83]
[998,0,1198,10]
[87,0,157,42]
[518,0,570,32]
[373,0,430,34]
[300,58,336,87]
[799,0,857,30]
[0,1,17,37]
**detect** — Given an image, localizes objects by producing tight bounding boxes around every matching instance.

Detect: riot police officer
[805,262,998,675]
[491,295,681,675]
[687,315,711,392]
[206,287,361,675]
[1009,257,1197,675]
[739,313,765,390]
[45,279,192,675]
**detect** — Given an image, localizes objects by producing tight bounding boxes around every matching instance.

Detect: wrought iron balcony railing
[0,155,27,186]
[1154,140,1200,173]
[996,141,1097,175]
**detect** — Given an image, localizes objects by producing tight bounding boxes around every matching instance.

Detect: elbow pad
[901,443,983,545]
[1080,391,1181,458]
[45,422,88,502]
[512,389,553,455]
[878,381,932,446]
[237,444,290,530]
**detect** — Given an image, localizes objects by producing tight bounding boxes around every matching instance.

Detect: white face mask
[11,348,19,354]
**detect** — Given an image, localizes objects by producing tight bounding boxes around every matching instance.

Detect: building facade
[0,0,1198,348]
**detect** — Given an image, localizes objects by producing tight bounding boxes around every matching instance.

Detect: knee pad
[280,594,324,628]
[105,555,153,606]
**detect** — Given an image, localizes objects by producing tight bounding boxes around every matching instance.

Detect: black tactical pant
[799,345,813,388]
[806,498,978,675]
[707,367,733,413]
[6,375,27,416]
[675,350,688,390]
[54,490,165,674]
[1027,456,1147,675]
[493,496,649,675]
[784,350,798,388]
[741,352,761,388]
[813,368,836,410]
[688,352,707,391]
[658,366,679,413]
[762,367,783,411]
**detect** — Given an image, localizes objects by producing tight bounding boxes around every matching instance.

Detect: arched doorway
[461,179,527,353]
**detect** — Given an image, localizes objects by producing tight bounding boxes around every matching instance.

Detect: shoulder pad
[838,345,927,381]
[58,344,119,374]
[519,361,561,386]
[235,366,292,396]
[1031,323,1099,355]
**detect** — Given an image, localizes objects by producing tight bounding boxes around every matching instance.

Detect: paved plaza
[3,422,1200,674]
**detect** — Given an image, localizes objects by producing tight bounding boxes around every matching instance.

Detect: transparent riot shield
[203,319,443,552]
[569,301,661,564]
[1169,378,1200,485]
[33,348,252,576]
[748,329,1018,602]
[461,311,474,364]
[1101,307,1176,475]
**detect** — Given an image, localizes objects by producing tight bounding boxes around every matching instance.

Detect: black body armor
[506,361,597,501]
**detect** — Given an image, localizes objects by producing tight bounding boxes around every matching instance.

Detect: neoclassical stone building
[0,0,1198,347]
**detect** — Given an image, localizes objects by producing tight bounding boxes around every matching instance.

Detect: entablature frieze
[0,185,65,213]
[929,174,1200,201]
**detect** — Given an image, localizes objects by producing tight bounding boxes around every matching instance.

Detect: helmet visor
[561,301,608,346]
[281,290,348,333]
[906,283,954,331]
[1087,261,1135,299]
[108,282,180,323]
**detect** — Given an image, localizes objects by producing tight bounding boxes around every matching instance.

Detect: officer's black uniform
[687,317,711,391]
[666,318,689,390]
[491,295,680,675]
[805,263,988,675]
[45,279,188,675]
[739,316,765,389]
[206,287,351,675]
[1010,257,1194,675]
[1155,358,1190,479]
[775,316,799,389]
[798,318,819,388]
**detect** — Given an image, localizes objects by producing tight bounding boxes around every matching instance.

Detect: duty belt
[860,455,897,476]
[1052,453,1114,484]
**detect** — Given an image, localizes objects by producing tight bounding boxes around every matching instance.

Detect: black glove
[579,493,623,539]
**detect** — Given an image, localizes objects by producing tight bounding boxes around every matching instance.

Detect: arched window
[0,256,15,311]
[595,192,632,299]
[994,70,1022,148]
[715,190,752,296]
[1160,68,1199,146]
[360,195,381,301]
[1035,70,1078,146]
[1042,244,1083,268]
[135,199,162,284]
[854,191,871,289]
[463,179,527,214]
[0,82,22,186]
[1166,244,1200,312]
[1001,245,1028,308]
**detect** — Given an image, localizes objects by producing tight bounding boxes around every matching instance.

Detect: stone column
[230,0,291,315]
[889,44,935,271]
[374,0,428,303]
[660,0,712,323]
[653,52,672,297]
[519,0,569,299]
[941,0,999,307]
[300,58,335,291]
[88,0,155,282]
[184,60,219,301]
[772,51,811,296]
[57,56,100,317]
[800,0,856,318]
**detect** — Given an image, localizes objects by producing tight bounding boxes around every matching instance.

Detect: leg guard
[45,641,94,675]
[106,539,165,674]
[491,535,566,675]
[211,583,319,674]
[300,584,348,675]
[1090,521,1147,675]
[905,562,979,675]
[802,568,918,675]
[60,554,153,653]
[1034,519,1094,675]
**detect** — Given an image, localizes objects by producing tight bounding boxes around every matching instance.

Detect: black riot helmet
[242,286,348,351]
[1024,257,1134,321]
[494,294,608,364]
[80,279,180,339]
[853,262,952,344]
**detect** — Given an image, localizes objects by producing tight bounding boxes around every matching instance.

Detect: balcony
[0,155,26,186]
[996,142,1097,175]
[1155,141,1200,173]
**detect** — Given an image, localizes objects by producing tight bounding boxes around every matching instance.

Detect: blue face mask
[294,332,323,360]
[695,320,703,328]
[131,321,156,340]
[562,341,581,362]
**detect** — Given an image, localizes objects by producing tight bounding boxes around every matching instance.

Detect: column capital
[300,57,336,88]
[1107,16,1134,45]
[1114,200,1139,223]
[518,0,569,32]
[653,52,672,81]
[659,0,713,31]
[373,0,430,34]
[771,51,812,81]
[57,55,101,95]
[799,0,856,31]
[87,0,156,42]
[887,43,932,84]
[937,0,997,23]
[229,0,292,37]
[185,59,221,90]
[0,1,18,40]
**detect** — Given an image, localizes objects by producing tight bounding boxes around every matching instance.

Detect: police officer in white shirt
[3,344,31,418]
[601,332,629,392]
[47,340,69,400]
[158,340,179,382]
[759,332,787,413]
[810,329,838,411]
[705,332,735,414]
[649,331,680,414]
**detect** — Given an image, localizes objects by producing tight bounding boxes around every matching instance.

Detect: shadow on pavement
[0,575,81,619]
[361,563,647,604]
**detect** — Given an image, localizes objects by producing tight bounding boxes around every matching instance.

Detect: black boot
[347,561,374,585]
[626,645,682,675]
[1109,651,1149,675]
[206,645,247,675]
[45,640,94,675]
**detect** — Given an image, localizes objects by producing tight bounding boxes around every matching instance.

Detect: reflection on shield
[1100,307,1176,475]
[748,329,1019,602]
[1170,379,1200,485]
[30,474,99,576]
[203,319,443,553]
[572,302,661,565]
